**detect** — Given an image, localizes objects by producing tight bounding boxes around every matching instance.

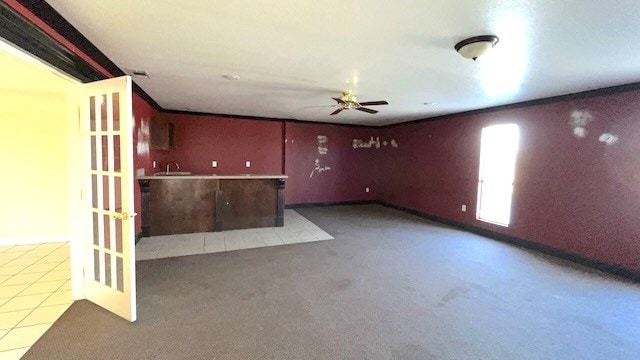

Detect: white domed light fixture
[455,35,499,61]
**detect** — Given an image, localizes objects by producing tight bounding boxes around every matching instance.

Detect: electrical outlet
[245,161,251,168]
[212,160,217,168]
[152,161,157,169]
[366,187,370,193]
[461,204,467,212]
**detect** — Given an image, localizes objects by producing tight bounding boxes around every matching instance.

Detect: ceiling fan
[328,90,389,115]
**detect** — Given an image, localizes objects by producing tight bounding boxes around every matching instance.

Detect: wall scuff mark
[568,109,594,138]
[317,135,328,154]
[353,137,398,149]
[310,135,332,177]
[599,133,619,145]
[309,159,331,178]
[136,117,150,156]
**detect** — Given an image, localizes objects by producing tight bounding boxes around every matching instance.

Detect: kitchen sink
[154,172,192,176]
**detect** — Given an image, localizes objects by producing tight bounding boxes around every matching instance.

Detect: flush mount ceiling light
[454,35,499,61]
[222,74,240,80]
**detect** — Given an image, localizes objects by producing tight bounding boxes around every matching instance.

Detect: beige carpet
[24,205,640,359]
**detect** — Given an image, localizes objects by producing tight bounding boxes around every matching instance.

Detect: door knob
[111,212,137,220]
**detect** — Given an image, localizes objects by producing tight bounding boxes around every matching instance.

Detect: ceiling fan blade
[358,100,388,106]
[356,107,378,114]
[332,97,346,104]
[330,108,343,115]
[303,105,340,109]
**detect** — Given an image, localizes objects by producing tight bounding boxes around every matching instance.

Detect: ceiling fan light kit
[455,35,499,61]
[327,90,389,116]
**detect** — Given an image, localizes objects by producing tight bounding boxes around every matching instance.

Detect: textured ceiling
[45,0,640,126]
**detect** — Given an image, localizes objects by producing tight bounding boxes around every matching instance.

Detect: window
[477,124,520,226]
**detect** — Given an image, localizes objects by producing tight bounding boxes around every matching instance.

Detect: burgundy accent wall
[284,122,380,205]
[379,91,640,272]
[149,114,283,175]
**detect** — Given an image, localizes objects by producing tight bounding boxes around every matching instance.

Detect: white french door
[81,76,137,321]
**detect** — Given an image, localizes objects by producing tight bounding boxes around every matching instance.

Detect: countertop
[138,174,288,180]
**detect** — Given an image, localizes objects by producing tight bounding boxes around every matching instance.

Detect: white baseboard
[0,236,68,246]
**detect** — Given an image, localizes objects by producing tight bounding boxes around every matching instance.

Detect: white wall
[0,48,76,245]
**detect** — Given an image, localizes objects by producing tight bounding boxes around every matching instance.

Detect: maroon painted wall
[379,91,640,272]
[148,116,382,206]
[149,114,283,175]
[284,122,380,205]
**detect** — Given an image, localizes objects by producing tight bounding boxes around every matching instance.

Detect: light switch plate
[245,161,251,168]
[212,161,217,168]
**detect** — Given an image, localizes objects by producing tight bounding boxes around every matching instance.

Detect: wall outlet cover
[366,187,370,193]
[212,161,217,168]
[245,161,251,168]
[461,205,467,212]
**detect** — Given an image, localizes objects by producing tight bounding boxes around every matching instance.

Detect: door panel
[82,76,136,322]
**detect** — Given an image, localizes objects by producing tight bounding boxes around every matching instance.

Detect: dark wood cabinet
[219,179,278,230]
[138,176,286,236]
[150,115,174,150]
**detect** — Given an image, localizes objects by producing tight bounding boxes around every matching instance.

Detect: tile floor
[0,242,71,359]
[137,210,334,261]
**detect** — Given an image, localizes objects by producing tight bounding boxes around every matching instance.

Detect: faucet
[166,162,180,174]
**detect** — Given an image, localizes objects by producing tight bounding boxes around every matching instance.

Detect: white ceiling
[45,0,640,126]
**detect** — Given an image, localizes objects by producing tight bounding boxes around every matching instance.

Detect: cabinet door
[220,180,278,230]
[149,116,174,150]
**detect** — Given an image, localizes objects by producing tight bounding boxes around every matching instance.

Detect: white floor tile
[0,346,30,359]
[57,280,71,292]
[3,257,41,267]
[0,323,51,351]
[36,270,69,283]
[3,273,46,286]
[37,255,69,264]
[0,310,30,330]
[136,211,333,259]
[17,304,70,327]
[0,294,49,313]
[52,262,70,271]
[0,267,26,277]
[0,243,70,355]
[19,263,58,274]
[0,285,29,298]
[225,236,283,251]
[19,280,65,296]
[204,236,225,253]
[40,291,72,307]
[0,246,15,253]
